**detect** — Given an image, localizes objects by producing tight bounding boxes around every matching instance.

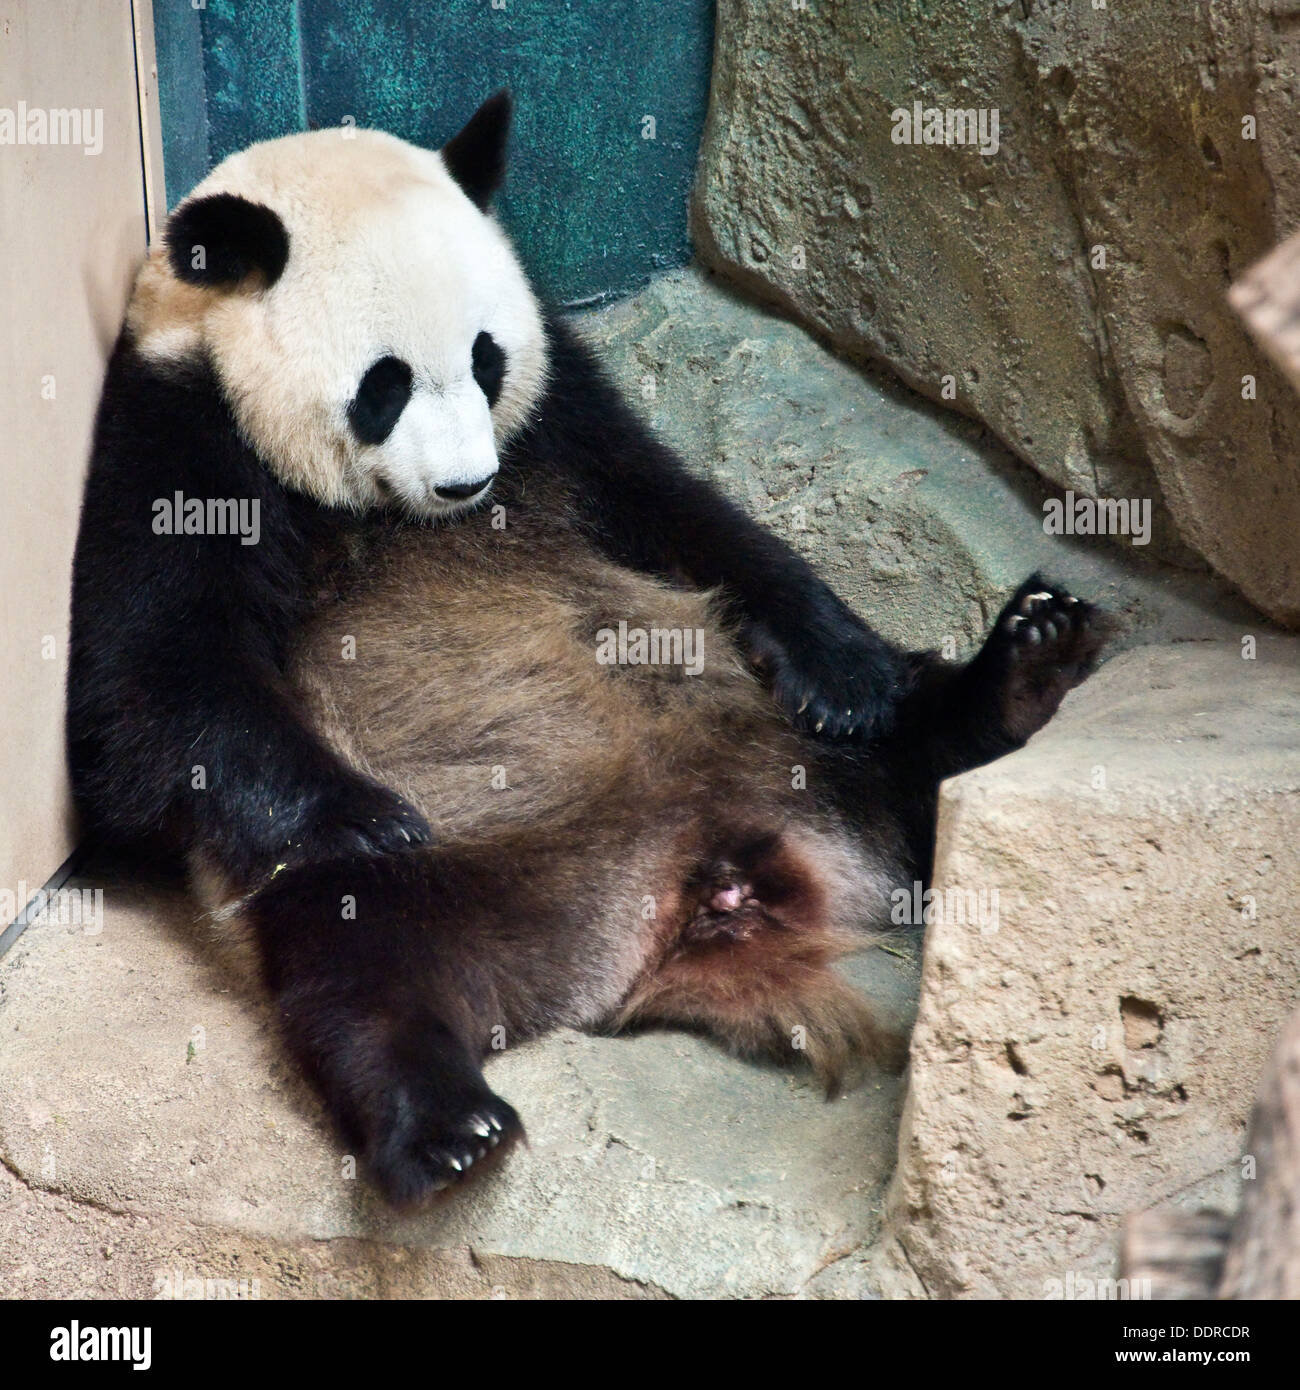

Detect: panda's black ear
[165,193,290,289]
[441,90,513,210]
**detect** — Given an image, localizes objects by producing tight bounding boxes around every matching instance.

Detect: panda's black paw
[296,775,433,866]
[251,875,524,1209]
[367,1079,524,1208]
[750,590,906,741]
[977,574,1112,741]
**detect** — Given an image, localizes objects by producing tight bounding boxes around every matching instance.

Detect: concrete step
[871,637,1300,1299]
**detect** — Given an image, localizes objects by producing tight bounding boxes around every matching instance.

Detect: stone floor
[0,865,919,1299]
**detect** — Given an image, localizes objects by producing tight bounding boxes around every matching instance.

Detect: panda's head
[130,92,546,518]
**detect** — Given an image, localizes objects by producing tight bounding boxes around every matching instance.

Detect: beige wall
[0,3,157,926]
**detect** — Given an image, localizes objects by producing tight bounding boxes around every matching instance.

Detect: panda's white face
[129,123,548,519]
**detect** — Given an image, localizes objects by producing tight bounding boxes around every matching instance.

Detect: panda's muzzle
[434,477,494,502]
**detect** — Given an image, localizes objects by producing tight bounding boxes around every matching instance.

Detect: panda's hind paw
[979,574,1113,741]
[370,1085,524,1207]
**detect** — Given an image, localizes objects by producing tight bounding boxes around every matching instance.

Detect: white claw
[449,1158,463,1172]
[1005,614,1026,631]
[1064,594,1080,605]
[400,827,410,842]
[814,718,825,733]
[471,1120,492,1138]
[797,697,811,714]
[488,1115,503,1132]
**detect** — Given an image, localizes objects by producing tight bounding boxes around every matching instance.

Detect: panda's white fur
[129,127,549,518]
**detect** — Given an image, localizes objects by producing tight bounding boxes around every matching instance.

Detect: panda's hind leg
[967,574,1112,744]
[865,574,1112,880]
[244,852,530,1207]
[892,574,1112,786]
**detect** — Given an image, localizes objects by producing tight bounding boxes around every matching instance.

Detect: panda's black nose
[434,478,492,501]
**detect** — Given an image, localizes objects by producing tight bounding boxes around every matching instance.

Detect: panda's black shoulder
[522,314,650,439]
[85,332,261,523]
[79,331,339,589]
[513,312,663,469]
[69,334,345,723]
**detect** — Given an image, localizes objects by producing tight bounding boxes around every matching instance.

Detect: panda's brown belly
[285,508,893,1042]
[291,510,809,849]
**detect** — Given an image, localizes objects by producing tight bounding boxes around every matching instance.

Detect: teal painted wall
[153,0,715,306]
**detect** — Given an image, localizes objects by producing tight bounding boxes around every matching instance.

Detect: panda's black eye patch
[348,355,413,445]
[471,331,506,408]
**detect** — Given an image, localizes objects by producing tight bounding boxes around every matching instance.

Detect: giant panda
[67,92,1108,1206]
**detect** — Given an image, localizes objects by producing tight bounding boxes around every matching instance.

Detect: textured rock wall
[693,0,1300,625]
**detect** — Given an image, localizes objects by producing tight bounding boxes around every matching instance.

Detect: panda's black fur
[69,338,429,883]
[67,95,1109,1205]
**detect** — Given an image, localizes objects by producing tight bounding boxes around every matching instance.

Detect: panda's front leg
[738,573,907,740]
[600,475,908,740]
[571,478,907,740]
[542,320,908,740]
[180,679,435,884]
